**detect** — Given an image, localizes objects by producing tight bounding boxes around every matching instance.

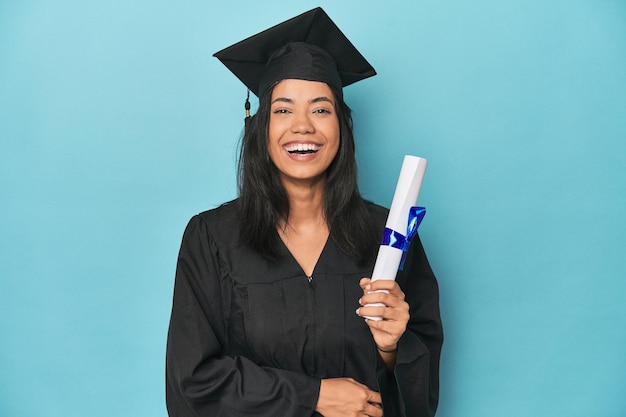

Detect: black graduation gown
[166,200,443,416]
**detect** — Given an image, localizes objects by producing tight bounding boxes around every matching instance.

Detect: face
[268,79,340,186]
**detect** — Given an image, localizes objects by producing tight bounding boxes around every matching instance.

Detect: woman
[166,8,443,417]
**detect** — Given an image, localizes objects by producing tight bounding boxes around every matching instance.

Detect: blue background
[1,1,625,416]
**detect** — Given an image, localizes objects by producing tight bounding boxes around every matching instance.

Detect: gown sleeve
[391,234,444,417]
[165,215,321,416]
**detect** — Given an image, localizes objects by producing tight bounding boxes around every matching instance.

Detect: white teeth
[285,143,320,152]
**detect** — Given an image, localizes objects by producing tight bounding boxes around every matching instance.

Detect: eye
[313,108,332,115]
[272,108,291,114]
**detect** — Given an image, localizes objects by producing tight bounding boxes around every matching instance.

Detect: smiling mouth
[285,143,321,155]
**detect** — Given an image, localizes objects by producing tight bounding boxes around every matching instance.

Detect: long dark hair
[237,83,379,265]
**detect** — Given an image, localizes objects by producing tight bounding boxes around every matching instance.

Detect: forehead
[271,79,335,101]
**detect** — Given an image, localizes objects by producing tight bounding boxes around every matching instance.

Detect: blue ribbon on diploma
[381,206,426,271]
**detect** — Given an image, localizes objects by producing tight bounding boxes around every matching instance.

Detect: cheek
[327,124,340,154]
[267,116,286,145]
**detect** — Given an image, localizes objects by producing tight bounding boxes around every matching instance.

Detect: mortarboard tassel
[244,89,251,118]
[243,89,251,133]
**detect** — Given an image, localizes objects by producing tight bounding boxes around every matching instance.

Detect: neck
[280,176,326,229]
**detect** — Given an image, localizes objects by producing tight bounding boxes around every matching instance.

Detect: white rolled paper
[366,155,427,320]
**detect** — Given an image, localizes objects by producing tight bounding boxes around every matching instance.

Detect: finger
[360,291,392,306]
[366,390,382,404]
[357,305,388,319]
[360,291,406,309]
[368,279,404,295]
[358,297,409,318]
[359,277,372,288]
[359,279,372,297]
[364,402,384,417]
[365,315,405,334]
[359,306,409,329]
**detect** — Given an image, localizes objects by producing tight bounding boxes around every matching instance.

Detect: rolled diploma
[365,155,427,320]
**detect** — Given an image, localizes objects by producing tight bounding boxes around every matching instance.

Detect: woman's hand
[315,378,383,417]
[356,278,410,353]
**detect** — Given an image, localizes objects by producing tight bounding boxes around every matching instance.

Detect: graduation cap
[213,7,376,116]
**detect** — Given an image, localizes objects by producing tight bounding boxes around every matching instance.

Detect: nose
[290,111,315,134]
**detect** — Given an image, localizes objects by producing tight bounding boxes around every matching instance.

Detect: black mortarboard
[213,7,376,100]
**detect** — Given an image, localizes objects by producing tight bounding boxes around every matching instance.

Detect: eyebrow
[310,96,334,105]
[271,97,293,105]
[271,96,335,105]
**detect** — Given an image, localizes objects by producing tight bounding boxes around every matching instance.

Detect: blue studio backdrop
[1,1,625,416]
